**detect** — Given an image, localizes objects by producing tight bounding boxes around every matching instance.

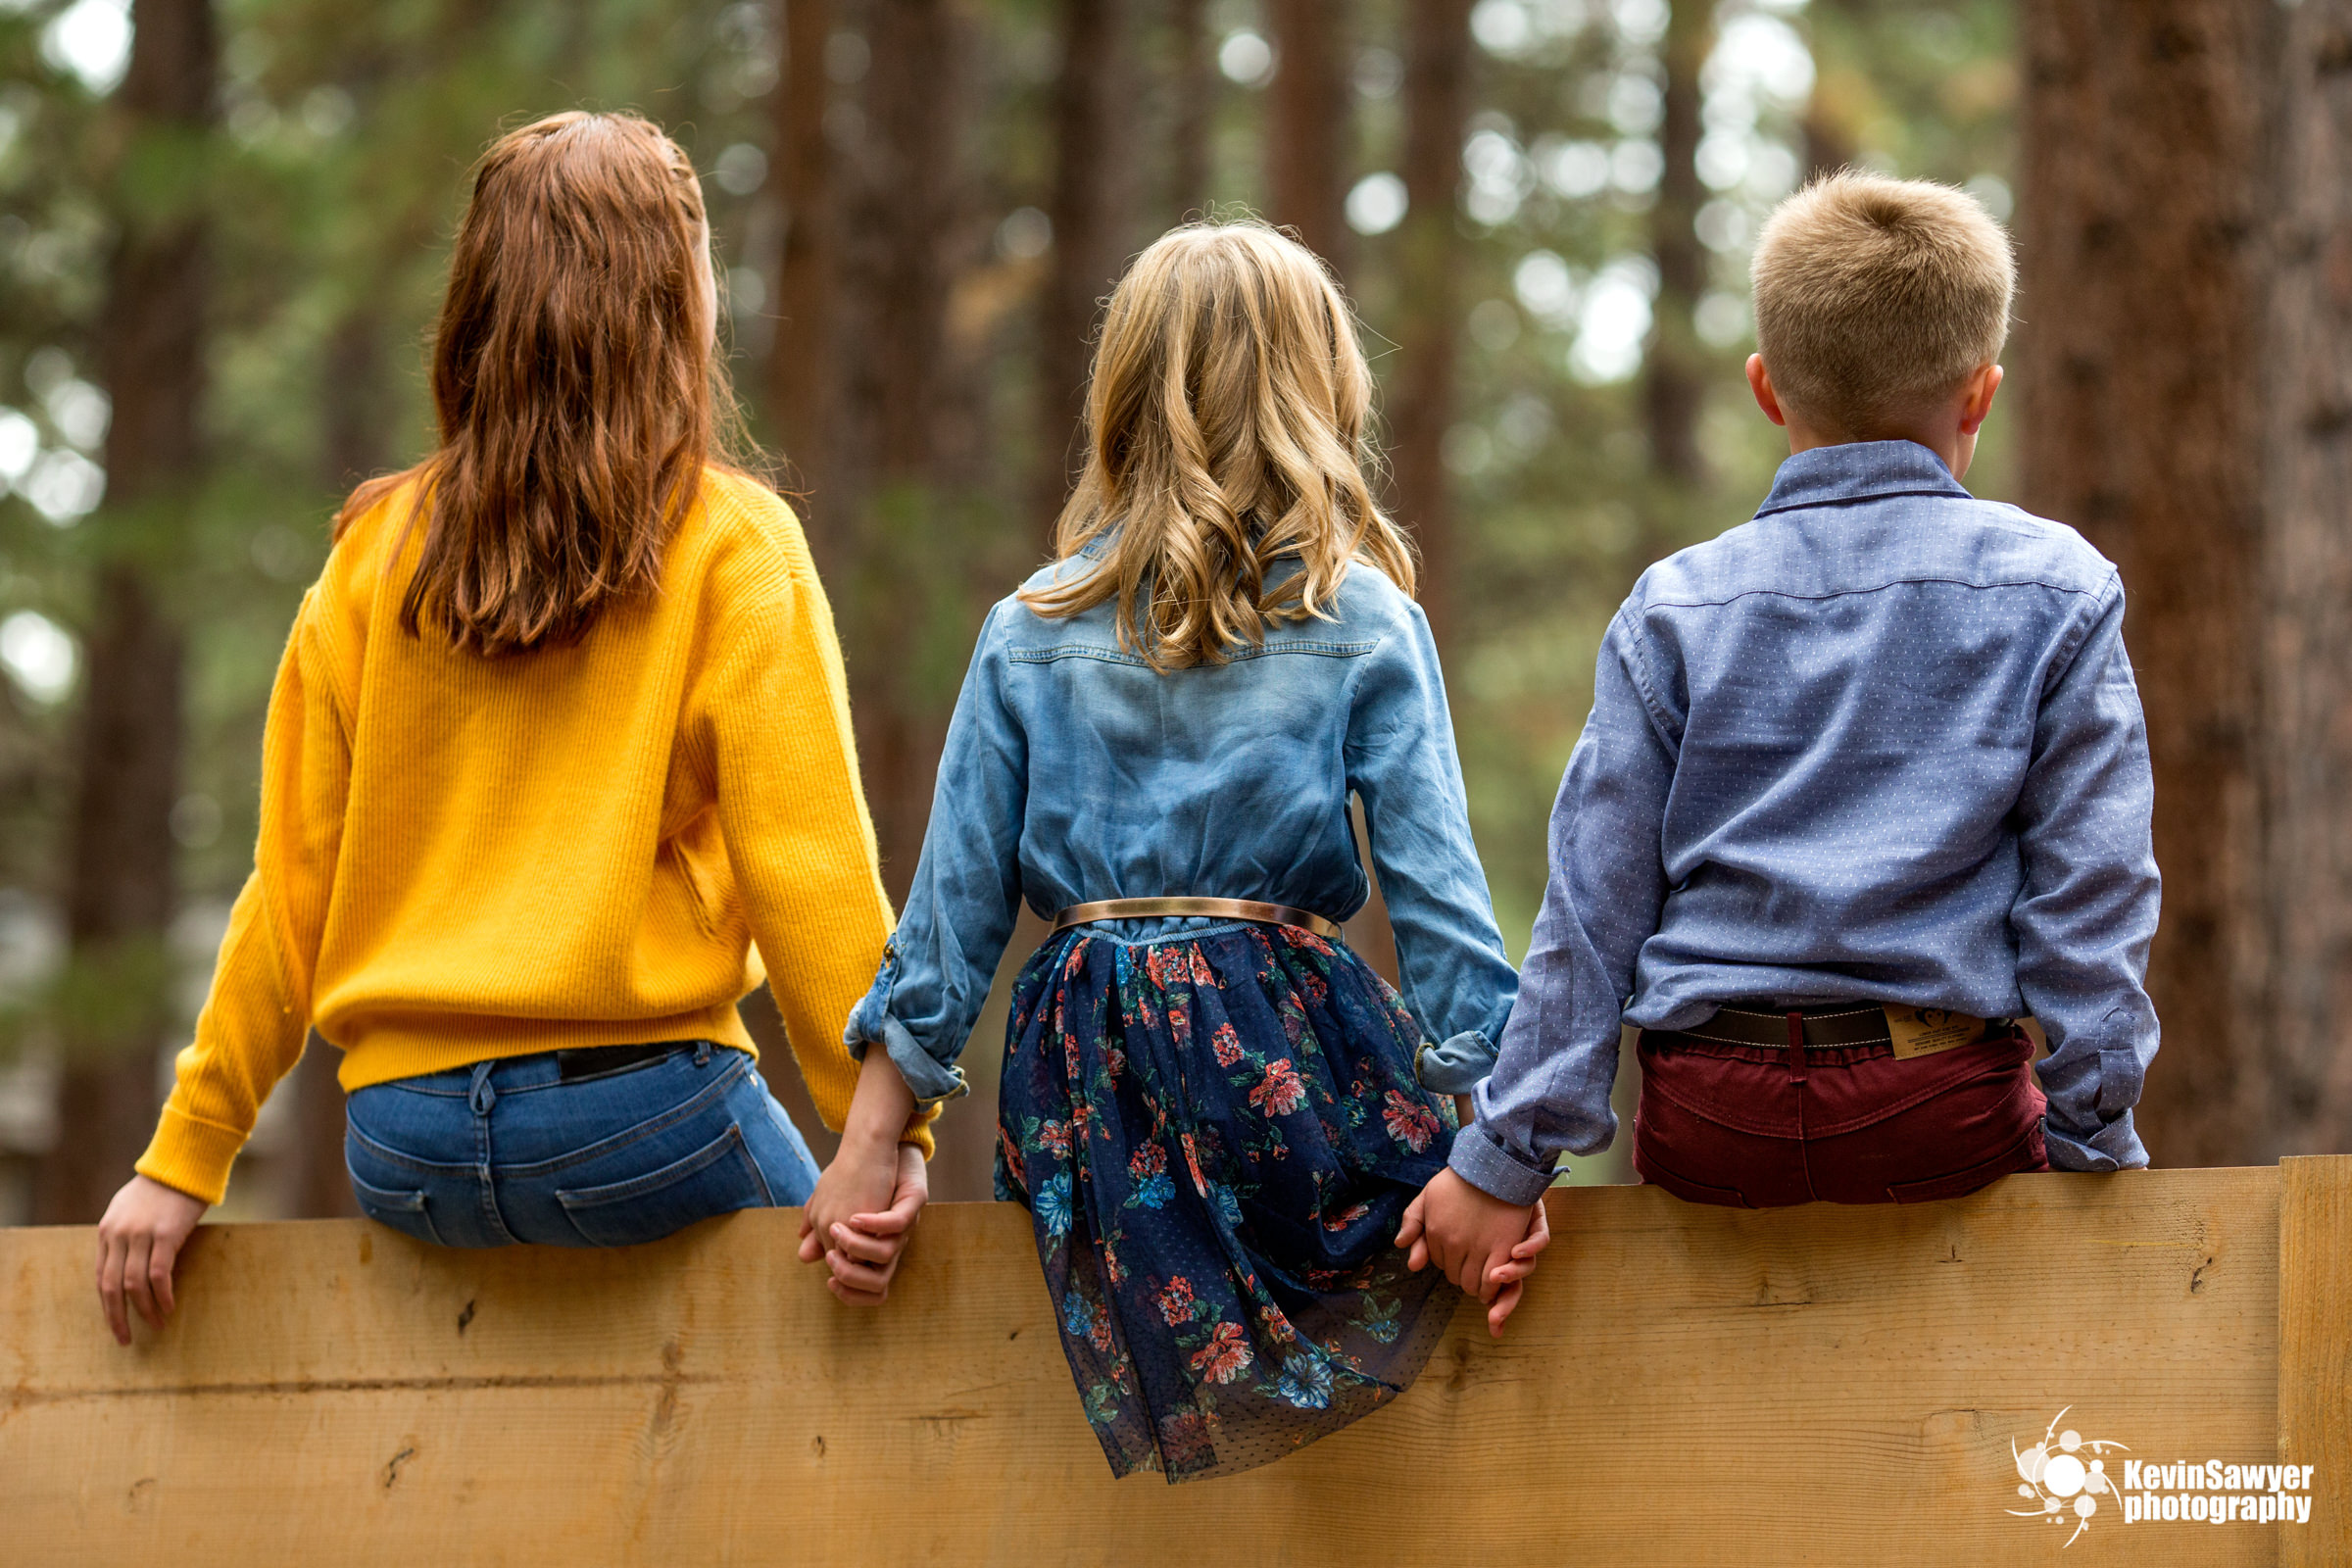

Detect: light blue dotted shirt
[1450,440,2161,1206]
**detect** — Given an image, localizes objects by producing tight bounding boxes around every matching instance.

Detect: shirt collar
[1752,440,1971,517]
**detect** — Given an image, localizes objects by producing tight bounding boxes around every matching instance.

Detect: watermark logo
[2009,1407,2128,1546]
[2004,1406,2317,1547]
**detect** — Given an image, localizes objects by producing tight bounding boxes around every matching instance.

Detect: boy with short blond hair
[1402,172,2160,1307]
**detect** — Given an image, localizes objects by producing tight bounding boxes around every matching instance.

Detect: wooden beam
[2280,1155,2352,1566]
[0,1167,2317,1564]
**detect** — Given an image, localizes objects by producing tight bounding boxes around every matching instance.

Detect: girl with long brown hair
[845,221,1545,1480]
[93,112,926,1340]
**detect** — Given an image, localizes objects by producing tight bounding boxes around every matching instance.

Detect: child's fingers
[96,1232,129,1345]
[1448,1246,1486,1298]
[1475,1246,1517,1303]
[825,1275,889,1306]
[1511,1203,1552,1258]
[1404,1235,1430,1273]
[1487,1255,1537,1285]
[846,1202,918,1236]
[122,1234,160,1329]
[797,1226,826,1264]
[148,1232,180,1318]
[1394,1194,1426,1251]
[829,1222,901,1265]
[1487,1280,1525,1337]
[825,1248,896,1294]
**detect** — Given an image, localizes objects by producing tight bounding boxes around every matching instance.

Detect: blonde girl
[845,220,1542,1481]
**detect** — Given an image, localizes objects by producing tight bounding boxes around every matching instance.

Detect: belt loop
[468,1059,498,1116]
[1785,1011,1806,1085]
[694,1041,711,1068]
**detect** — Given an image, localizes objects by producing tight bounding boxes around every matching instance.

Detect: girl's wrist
[836,1118,904,1158]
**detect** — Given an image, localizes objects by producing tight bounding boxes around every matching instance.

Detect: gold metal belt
[1049,897,1344,942]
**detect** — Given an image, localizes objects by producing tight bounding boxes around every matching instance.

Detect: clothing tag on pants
[1885,1006,1984,1059]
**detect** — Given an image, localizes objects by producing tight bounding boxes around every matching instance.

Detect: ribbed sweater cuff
[134,1106,247,1206]
[901,1104,939,1159]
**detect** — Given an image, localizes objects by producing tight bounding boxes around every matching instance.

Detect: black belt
[1676,1005,1894,1049]
[554,1041,697,1082]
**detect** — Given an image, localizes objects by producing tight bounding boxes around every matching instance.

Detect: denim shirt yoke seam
[1748,484,1970,519]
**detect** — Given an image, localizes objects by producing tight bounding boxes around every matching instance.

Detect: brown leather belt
[1050,897,1344,941]
[1672,1004,2012,1053]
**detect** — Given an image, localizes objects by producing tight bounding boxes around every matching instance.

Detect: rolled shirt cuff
[847,1009,970,1107]
[2043,1108,2147,1172]
[1415,1029,1499,1096]
[1447,1123,1558,1206]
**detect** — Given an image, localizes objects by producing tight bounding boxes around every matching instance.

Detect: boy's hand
[94,1175,207,1346]
[1397,1169,1548,1333]
[1479,1200,1552,1336]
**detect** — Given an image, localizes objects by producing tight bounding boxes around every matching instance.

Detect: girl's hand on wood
[819,1143,929,1304]
[1480,1198,1552,1337]
[94,1175,207,1346]
[799,1053,920,1304]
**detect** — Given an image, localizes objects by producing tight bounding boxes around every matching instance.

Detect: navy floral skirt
[996,920,1460,1483]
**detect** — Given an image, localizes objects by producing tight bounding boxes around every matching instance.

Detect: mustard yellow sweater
[138,469,921,1205]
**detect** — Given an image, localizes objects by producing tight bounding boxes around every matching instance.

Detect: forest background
[0,0,2343,1218]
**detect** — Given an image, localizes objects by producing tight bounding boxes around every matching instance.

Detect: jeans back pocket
[349,1169,444,1246]
[556,1120,770,1248]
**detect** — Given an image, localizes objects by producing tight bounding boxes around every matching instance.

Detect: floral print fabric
[997,921,1459,1482]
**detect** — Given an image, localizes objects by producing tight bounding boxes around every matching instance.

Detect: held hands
[94,1174,208,1346]
[799,1142,927,1303]
[798,1052,928,1305]
[1396,1167,1552,1338]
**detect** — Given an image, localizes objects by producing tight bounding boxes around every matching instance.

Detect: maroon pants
[1632,1024,2049,1207]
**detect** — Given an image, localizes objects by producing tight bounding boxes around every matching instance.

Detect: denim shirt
[1449,441,2161,1207]
[846,554,1519,1105]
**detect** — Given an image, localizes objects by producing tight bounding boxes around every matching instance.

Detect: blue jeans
[343,1042,821,1249]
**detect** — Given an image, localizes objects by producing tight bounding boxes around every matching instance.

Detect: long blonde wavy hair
[1019,220,1417,669]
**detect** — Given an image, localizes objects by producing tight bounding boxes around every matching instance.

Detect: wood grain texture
[2279,1156,2352,1567]
[0,1167,2318,1566]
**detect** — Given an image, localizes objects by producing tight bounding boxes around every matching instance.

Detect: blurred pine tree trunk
[773,0,837,566]
[1166,0,1212,221]
[2256,0,2352,1162]
[1643,0,1709,494]
[1036,0,1132,535]
[1388,0,1472,647]
[31,0,216,1224]
[1264,0,1350,274]
[2015,0,2277,1167]
[835,0,962,900]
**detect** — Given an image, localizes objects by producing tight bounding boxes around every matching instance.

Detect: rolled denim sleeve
[843,605,1027,1105]
[2012,576,2159,1171]
[1345,600,1518,1092]
[1451,606,1674,1204]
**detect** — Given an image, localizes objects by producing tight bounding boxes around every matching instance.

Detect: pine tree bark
[772,0,837,565]
[834,0,961,895]
[31,0,216,1223]
[1644,0,1709,489]
[1166,0,1212,221]
[1036,0,1131,533]
[1388,0,1473,645]
[2256,0,2352,1160]
[1264,0,1349,273]
[2014,0,2277,1167]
